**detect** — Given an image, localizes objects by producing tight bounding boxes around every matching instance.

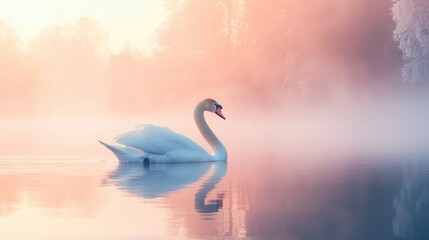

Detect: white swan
[100,98,227,163]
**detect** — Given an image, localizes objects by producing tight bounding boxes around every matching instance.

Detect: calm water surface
[1,154,428,240]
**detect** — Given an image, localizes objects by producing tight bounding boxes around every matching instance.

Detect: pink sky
[0,0,166,54]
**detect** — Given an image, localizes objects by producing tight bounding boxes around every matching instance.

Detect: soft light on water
[1,155,428,239]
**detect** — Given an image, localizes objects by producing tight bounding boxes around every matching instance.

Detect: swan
[100,98,227,163]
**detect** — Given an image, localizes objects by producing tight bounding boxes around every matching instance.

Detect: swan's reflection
[107,161,227,213]
[393,160,429,239]
[194,162,227,213]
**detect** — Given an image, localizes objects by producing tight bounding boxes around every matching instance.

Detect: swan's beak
[215,108,226,120]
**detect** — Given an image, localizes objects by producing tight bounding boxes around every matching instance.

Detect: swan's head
[203,98,225,120]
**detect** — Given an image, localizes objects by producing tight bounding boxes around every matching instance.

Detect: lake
[1,154,428,240]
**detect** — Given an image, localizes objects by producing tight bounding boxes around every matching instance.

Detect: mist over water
[2,91,429,158]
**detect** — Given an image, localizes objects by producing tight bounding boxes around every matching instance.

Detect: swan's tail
[98,140,118,152]
[98,140,147,162]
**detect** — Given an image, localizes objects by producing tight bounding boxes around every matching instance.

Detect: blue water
[0,154,428,239]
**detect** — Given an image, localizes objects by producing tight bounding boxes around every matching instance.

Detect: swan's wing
[115,124,208,155]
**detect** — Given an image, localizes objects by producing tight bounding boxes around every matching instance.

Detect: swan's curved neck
[194,103,227,161]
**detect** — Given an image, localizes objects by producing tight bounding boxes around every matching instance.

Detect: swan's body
[100,99,227,163]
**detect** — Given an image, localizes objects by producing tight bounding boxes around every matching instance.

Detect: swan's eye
[214,103,222,110]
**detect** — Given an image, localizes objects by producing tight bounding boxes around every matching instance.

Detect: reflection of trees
[393,162,429,239]
[0,173,102,217]
[218,158,405,240]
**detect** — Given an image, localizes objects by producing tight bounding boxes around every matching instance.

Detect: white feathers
[113,124,212,162]
[100,99,228,163]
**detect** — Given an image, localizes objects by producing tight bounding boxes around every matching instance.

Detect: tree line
[0,0,406,117]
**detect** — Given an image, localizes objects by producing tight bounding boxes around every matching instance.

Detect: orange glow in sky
[0,0,167,53]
